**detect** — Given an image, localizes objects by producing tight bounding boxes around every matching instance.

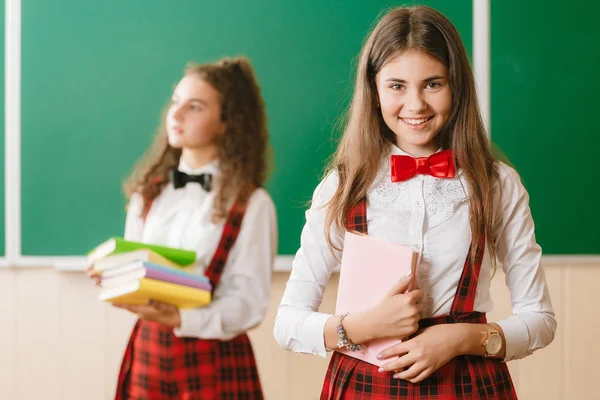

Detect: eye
[190,104,203,111]
[426,82,442,89]
[390,83,405,91]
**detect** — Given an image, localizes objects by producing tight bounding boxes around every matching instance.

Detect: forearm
[451,322,506,359]
[175,293,266,340]
[175,273,270,340]
[324,311,380,350]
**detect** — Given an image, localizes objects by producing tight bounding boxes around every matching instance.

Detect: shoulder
[247,187,275,208]
[494,161,526,193]
[310,171,340,209]
[245,188,276,217]
[127,192,144,212]
[493,161,531,210]
[240,188,278,237]
[495,161,521,183]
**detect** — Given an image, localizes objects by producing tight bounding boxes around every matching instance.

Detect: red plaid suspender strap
[204,196,249,290]
[346,198,368,233]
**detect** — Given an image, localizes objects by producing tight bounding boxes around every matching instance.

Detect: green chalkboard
[491,0,599,254]
[21,0,472,256]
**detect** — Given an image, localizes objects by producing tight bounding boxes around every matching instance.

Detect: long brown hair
[124,56,269,221]
[325,6,499,262]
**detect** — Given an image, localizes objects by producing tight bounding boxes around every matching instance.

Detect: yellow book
[99,278,211,308]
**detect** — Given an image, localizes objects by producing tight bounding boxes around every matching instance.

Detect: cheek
[165,108,175,123]
[431,92,452,116]
[379,93,402,116]
[188,115,223,137]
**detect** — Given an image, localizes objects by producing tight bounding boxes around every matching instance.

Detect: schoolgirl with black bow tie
[274,6,555,399]
[109,56,277,399]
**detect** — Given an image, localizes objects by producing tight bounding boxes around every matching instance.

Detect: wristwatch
[483,324,502,358]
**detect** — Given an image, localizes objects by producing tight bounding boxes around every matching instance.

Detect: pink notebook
[335,232,418,367]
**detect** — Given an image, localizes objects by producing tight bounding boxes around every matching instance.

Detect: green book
[87,237,196,266]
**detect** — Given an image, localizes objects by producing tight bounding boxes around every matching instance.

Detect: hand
[377,324,460,383]
[86,264,101,286]
[114,300,182,328]
[367,274,423,340]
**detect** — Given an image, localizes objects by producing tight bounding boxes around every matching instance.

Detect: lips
[401,116,433,125]
[170,126,184,135]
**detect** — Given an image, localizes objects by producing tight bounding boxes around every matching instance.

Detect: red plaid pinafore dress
[114,195,263,400]
[321,198,517,399]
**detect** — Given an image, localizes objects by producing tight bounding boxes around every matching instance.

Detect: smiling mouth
[400,116,434,126]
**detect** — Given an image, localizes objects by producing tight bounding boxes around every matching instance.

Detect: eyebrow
[188,98,208,106]
[172,95,208,106]
[385,75,446,83]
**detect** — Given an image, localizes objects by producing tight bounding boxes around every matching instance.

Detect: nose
[170,104,185,122]
[406,89,427,114]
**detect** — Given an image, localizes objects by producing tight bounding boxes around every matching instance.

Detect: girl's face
[166,74,226,149]
[375,50,452,157]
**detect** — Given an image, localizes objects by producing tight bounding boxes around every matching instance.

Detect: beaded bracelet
[336,312,362,351]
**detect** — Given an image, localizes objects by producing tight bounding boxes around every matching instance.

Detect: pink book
[101,261,212,292]
[334,232,418,367]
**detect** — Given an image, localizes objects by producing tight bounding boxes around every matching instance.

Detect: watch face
[486,334,502,355]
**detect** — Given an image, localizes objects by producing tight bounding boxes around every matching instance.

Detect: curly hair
[124,56,269,221]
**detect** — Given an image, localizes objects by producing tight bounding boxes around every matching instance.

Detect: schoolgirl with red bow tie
[274,6,555,399]
[104,57,277,399]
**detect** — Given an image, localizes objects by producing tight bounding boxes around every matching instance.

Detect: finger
[385,274,414,297]
[150,300,174,313]
[407,289,424,304]
[400,303,422,320]
[394,362,426,381]
[134,305,157,314]
[379,352,419,373]
[405,367,433,383]
[414,302,424,314]
[113,304,140,315]
[120,305,139,313]
[377,341,410,362]
[161,304,178,314]
[88,271,101,279]
[122,305,152,314]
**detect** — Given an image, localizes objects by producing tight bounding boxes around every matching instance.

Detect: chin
[166,138,185,149]
[393,134,440,152]
[397,135,437,146]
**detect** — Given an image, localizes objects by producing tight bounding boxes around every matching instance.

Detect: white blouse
[274,145,556,362]
[125,159,278,340]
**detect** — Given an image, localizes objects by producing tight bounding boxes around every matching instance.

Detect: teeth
[403,118,430,125]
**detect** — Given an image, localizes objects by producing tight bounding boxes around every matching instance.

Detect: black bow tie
[171,169,213,192]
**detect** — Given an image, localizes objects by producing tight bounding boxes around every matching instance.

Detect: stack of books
[88,237,211,308]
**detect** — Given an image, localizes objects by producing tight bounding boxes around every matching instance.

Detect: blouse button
[312,348,319,356]
[415,201,422,207]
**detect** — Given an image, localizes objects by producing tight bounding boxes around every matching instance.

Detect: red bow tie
[390,149,455,182]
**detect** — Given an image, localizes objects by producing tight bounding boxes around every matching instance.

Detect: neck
[180,145,218,170]
[396,141,440,158]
